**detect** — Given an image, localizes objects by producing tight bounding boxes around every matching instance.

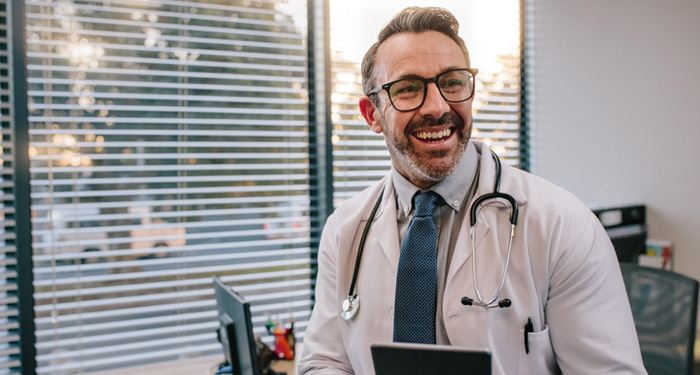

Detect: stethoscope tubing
[470,222,515,307]
[467,151,518,308]
[347,187,385,300]
[341,187,385,321]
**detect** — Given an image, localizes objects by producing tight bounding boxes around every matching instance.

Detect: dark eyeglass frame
[368,68,479,112]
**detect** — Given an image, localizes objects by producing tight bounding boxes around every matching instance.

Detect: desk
[87,354,297,375]
[270,358,297,374]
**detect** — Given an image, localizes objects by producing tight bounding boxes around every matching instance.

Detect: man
[298,6,646,374]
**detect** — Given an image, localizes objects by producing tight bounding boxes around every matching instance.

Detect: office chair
[619,263,699,375]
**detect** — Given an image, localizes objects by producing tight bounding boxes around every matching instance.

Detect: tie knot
[413,191,439,217]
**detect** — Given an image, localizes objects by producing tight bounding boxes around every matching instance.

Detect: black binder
[592,205,646,263]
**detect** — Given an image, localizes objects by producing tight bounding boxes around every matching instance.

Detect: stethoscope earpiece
[498,299,512,308]
[461,296,512,309]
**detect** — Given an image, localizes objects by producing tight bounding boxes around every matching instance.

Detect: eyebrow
[393,66,465,81]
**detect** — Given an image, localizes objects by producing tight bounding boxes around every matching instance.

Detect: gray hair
[361,7,471,102]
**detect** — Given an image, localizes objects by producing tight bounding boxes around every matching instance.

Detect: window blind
[329,1,522,205]
[25,0,310,373]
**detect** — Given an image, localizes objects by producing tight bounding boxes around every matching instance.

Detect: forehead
[374,31,468,82]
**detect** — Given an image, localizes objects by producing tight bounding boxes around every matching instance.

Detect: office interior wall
[527,0,700,284]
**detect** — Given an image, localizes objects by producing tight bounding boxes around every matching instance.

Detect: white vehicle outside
[34,207,109,262]
[34,206,185,262]
[128,206,186,259]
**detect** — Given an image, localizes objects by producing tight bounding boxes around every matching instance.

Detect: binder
[592,205,646,263]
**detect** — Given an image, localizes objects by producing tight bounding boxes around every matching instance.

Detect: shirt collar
[393,141,479,217]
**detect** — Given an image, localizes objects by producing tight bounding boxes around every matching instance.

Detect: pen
[524,317,534,354]
[264,312,276,335]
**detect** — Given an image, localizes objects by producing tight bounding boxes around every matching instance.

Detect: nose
[418,82,450,118]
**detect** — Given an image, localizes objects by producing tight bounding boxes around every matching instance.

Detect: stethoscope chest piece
[341,295,359,321]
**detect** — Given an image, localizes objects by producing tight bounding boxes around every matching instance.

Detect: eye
[390,80,423,97]
[439,71,470,93]
[443,79,464,87]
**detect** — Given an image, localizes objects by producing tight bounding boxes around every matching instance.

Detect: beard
[383,111,471,184]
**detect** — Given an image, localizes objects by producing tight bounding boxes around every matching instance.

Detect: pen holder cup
[273,329,295,360]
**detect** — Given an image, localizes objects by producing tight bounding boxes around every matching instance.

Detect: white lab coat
[298,141,646,375]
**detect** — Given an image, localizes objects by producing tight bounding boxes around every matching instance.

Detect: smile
[413,128,453,142]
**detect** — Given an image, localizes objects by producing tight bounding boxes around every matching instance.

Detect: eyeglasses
[368,68,478,112]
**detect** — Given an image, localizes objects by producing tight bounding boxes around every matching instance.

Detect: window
[1,0,523,373]
[25,0,310,373]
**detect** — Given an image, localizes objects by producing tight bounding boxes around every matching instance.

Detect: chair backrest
[619,263,699,375]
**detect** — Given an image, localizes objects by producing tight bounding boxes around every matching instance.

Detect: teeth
[416,129,452,140]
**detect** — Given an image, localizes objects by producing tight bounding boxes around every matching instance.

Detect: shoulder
[505,167,615,273]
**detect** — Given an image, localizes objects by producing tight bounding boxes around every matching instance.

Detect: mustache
[405,112,465,135]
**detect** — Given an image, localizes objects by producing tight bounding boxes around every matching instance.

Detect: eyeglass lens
[388,69,474,111]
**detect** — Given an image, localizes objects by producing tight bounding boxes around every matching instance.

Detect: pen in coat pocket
[524,317,534,354]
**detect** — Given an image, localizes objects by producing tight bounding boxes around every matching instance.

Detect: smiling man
[298,7,646,375]
[361,29,473,189]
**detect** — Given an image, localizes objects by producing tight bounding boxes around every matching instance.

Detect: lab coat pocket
[518,324,558,375]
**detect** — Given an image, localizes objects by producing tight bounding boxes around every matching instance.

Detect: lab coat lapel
[446,142,498,284]
[447,207,490,285]
[366,179,401,273]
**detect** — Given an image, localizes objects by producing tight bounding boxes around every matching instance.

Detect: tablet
[371,342,491,375]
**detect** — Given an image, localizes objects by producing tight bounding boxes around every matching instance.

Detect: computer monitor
[213,276,262,375]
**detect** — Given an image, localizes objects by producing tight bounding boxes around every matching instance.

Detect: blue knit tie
[393,191,439,344]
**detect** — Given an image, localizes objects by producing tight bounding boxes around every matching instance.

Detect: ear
[359,96,383,134]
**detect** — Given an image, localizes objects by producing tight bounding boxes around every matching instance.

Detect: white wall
[529,0,700,282]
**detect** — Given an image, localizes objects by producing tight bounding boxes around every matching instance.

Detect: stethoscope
[341,150,519,321]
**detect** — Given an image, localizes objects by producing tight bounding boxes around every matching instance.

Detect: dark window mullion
[9,0,37,373]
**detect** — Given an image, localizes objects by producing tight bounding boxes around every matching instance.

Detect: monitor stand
[224,323,242,375]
